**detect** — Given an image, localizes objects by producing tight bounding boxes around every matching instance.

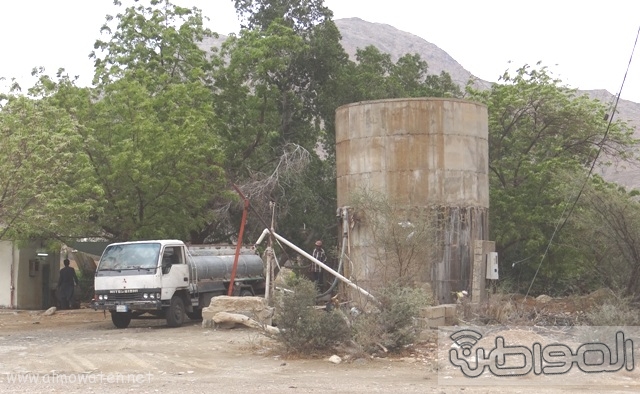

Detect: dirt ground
[0,307,638,393]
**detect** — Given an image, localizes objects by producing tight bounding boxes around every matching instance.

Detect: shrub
[352,284,431,353]
[275,276,350,353]
[586,298,640,326]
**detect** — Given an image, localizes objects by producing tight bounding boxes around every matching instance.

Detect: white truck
[91,240,265,328]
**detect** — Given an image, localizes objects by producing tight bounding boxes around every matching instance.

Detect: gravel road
[0,308,637,393]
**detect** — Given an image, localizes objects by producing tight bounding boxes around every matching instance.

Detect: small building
[0,240,61,309]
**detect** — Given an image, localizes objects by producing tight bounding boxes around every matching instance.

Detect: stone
[328,355,342,364]
[211,312,279,334]
[41,307,56,316]
[202,295,273,325]
[201,319,214,329]
[536,294,553,303]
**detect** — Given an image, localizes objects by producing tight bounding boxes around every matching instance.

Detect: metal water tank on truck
[91,240,265,328]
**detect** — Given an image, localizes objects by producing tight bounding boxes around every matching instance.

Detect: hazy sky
[1,1,639,102]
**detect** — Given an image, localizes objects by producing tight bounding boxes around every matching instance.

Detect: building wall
[0,241,16,308]
[16,242,60,310]
[0,240,60,310]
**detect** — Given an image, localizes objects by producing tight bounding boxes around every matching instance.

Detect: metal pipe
[263,230,378,305]
[228,184,250,296]
[317,207,350,299]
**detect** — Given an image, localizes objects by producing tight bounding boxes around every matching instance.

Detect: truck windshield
[98,243,161,271]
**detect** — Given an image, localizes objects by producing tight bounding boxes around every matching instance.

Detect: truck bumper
[91,300,162,312]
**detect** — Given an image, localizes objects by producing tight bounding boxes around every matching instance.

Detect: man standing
[57,259,79,310]
[311,240,326,291]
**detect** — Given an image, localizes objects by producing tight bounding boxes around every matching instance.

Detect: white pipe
[275,286,294,294]
[258,229,378,305]
[264,247,271,304]
[254,228,270,247]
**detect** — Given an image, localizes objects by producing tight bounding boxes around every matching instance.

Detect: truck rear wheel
[111,312,132,329]
[166,296,185,327]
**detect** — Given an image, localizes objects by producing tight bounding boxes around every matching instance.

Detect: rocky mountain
[205,18,640,189]
[334,18,491,91]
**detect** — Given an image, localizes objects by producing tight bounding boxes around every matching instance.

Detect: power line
[524,24,640,299]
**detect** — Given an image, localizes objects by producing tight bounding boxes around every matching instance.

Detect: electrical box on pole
[486,252,499,280]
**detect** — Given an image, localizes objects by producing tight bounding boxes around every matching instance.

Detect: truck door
[160,245,189,300]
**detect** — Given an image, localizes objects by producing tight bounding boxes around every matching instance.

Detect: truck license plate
[116,305,128,312]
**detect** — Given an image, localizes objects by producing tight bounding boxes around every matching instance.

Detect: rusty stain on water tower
[335,98,489,304]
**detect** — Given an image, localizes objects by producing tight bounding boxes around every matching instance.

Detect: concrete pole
[264,247,272,304]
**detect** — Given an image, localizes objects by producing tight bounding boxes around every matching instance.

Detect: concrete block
[425,316,446,328]
[420,305,455,328]
[443,304,458,325]
[421,305,445,319]
[419,304,459,328]
[441,304,457,318]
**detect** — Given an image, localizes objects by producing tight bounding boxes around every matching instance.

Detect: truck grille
[105,292,145,301]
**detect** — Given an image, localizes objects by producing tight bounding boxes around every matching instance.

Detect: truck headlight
[149,293,155,299]
[103,294,108,300]
[143,293,149,299]
[98,295,103,300]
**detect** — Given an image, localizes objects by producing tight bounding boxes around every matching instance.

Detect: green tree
[220,1,464,248]
[29,0,231,242]
[467,63,636,294]
[567,179,640,296]
[234,0,333,33]
[92,0,216,86]
[336,46,463,106]
[0,90,94,240]
[215,1,348,246]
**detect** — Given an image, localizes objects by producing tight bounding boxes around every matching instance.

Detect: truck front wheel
[166,296,185,327]
[111,312,132,329]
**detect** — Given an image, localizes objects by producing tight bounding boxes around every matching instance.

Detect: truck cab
[92,240,196,328]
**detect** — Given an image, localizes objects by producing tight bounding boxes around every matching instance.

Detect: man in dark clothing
[311,240,326,291]
[57,259,79,310]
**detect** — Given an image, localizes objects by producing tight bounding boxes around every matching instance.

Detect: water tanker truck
[91,240,265,328]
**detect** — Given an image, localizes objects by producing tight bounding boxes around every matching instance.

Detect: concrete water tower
[335,98,489,304]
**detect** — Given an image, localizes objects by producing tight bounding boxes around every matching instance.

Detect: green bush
[352,284,431,353]
[275,277,350,353]
[274,277,432,355]
[586,298,640,326]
